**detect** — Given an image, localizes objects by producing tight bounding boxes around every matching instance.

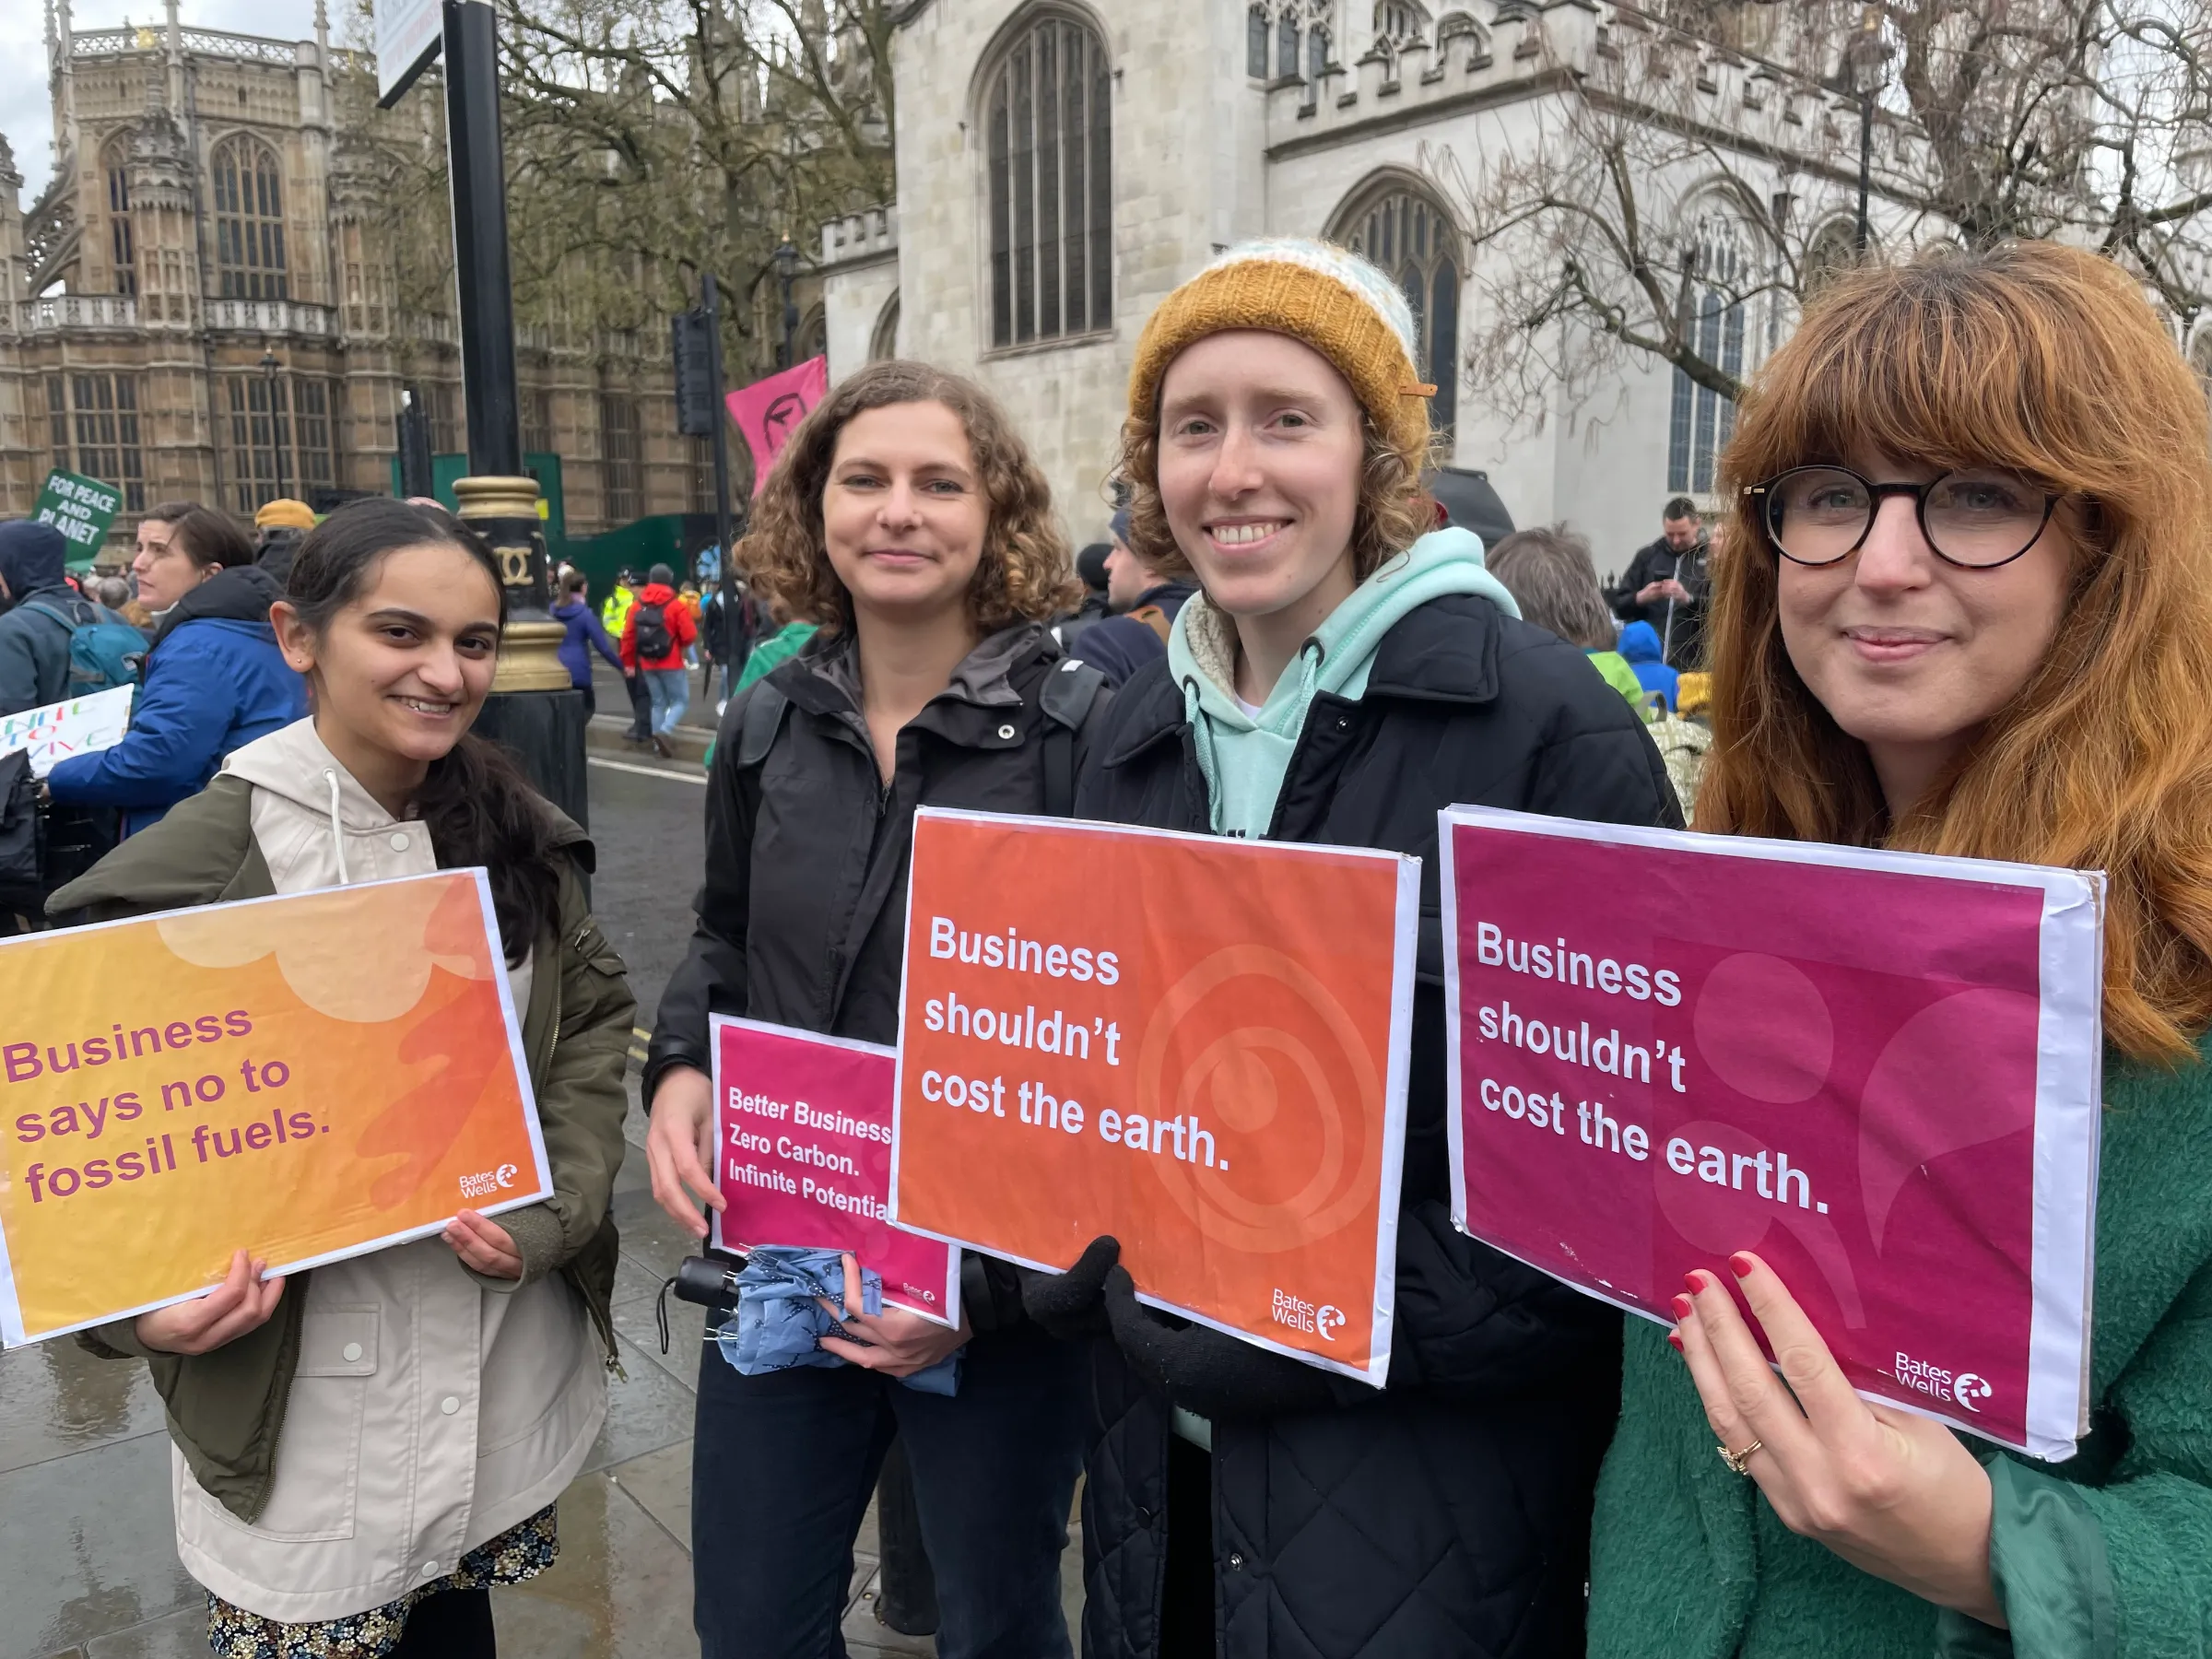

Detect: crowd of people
[6,229,2209,1659]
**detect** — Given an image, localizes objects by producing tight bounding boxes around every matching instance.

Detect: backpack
[1643,702,1713,822]
[24,600,145,700]
[632,601,674,662]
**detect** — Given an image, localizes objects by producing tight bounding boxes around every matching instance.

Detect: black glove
[1018,1235,1121,1341]
[1100,1265,1341,1419]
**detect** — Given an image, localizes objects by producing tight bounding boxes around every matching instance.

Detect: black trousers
[393,1586,496,1657]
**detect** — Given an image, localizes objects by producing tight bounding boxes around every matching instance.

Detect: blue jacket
[46,566,306,836]
[1618,619,1679,710]
[551,598,623,688]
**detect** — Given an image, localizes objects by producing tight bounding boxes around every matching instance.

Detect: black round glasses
[1746,465,2060,570]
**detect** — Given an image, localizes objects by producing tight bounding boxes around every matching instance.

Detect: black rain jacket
[644,620,1108,1326]
[1071,594,1682,1659]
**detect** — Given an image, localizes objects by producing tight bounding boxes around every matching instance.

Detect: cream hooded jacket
[166,718,606,1623]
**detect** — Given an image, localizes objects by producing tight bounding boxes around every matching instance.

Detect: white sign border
[0,867,550,1349]
[886,805,1418,1389]
[707,1012,961,1328]
[1438,804,2103,1462]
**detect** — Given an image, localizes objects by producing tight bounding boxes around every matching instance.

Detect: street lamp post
[774,236,800,369]
[1848,7,1885,253]
[436,0,587,827]
[259,346,287,503]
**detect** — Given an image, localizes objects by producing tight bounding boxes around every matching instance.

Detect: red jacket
[619,582,698,672]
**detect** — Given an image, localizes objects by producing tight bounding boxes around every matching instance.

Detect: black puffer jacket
[645,620,1108,1325]
[1071,594,1681,1658]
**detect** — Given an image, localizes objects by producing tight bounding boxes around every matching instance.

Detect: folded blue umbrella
[713,1245,961,1396]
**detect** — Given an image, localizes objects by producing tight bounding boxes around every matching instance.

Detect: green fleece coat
[50,773,637,1524]
[1588,1041,2212,1658]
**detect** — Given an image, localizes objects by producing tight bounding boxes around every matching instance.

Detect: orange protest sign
[0,871,548,1346]
[890,809,1418,1383]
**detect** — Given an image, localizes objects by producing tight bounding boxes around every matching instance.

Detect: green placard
[32,468,123,555]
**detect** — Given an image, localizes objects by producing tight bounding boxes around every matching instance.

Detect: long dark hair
[284,499,563,964]
[166,506,255,571]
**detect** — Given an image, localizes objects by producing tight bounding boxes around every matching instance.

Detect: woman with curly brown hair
[1588,242,2212,1657]
[1035,240,1679,1657]
[640,360,1108,1658]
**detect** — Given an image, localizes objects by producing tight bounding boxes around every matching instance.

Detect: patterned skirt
[204,1504,559,1659]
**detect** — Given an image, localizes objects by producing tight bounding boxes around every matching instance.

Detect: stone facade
[827,0,1930,571]
[0,3,703,559]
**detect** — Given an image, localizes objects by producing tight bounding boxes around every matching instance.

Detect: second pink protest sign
[710,1016,960,1324]
[1440,806,2103,1459]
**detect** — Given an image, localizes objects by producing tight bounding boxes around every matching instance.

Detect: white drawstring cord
[323,768,350,886]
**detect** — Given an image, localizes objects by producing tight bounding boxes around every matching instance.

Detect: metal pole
[438,0,585,827]
[1855,88,1874,253]
[442,0,521,477]
[702,273,741,679]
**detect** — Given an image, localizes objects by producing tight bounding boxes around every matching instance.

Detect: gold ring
[1717,1439,1763,1476]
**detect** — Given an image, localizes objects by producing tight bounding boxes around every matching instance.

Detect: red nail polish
[1684,1271,1705,1295]
[1730,1253,1756,1277]
[1666,1331,1684,1351]
[1672,1294,1694,1320]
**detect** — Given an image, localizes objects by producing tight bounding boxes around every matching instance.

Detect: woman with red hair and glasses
[1589,241,2212,1655]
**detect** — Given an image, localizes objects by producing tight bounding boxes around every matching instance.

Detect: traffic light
[672,308,718,437]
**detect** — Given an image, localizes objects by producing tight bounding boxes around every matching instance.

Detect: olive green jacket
[53,773,637,1524]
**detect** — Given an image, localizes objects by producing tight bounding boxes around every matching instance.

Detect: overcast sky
[0,2,325,204]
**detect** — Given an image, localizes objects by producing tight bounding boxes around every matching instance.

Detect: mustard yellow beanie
[1127,238,1436,468]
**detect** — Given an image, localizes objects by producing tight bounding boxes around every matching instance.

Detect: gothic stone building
[0,4,702,560]
[824,0,1931,571]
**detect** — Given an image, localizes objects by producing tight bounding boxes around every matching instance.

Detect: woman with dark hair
[549,566,622,715]
[641,359,1107,1657]
[51,497,636,1659]
[47,504,306,836]
[1588,243,2212,1654]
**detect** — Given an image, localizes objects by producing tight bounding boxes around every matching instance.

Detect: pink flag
[726,357,830,496]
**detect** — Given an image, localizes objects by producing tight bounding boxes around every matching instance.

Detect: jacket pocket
[181,1305,378,1545]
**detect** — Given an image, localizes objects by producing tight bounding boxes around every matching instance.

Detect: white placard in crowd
[0,686,135,779]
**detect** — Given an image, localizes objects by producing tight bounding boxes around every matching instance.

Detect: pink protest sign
[1440,806,2104,1460]
[710,1016,960,1325]
[725,357,830,496]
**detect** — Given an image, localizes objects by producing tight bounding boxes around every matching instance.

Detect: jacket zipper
[551,923,625,1381]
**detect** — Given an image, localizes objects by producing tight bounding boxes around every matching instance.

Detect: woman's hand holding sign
[646,1064,725,1238]
[818,1251,970,1378]
[1673,1252,2004,1626]
[135,1249,286,1354]
[444,1210,524,1279]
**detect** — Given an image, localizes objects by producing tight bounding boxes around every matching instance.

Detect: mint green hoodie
[1165,527,1522,838]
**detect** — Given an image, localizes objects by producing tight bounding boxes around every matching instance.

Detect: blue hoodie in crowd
[0,520,95,715]
[551,594,624,688]
[1618,619,1679,710]
[46,563,307,836]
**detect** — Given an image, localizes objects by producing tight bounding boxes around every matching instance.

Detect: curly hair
[1700,240,2212,1065]
[1112,375,1440,585]
[739,360,1082,635]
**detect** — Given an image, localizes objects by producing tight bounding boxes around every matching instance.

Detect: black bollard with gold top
[455,475,587,828]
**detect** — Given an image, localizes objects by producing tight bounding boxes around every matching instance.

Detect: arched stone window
[1801,218,1859,297]
[1249,7,1269,76]
[870,292,901,363]
[212,135,288,300]
[982,7,1112,348]
[1331,177,1462,435]
[101,137,136,297]
[1667,208,1751,496]
[1278,12,1300,76]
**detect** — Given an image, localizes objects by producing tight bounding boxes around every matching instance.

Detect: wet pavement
[7,759,1084,1659]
